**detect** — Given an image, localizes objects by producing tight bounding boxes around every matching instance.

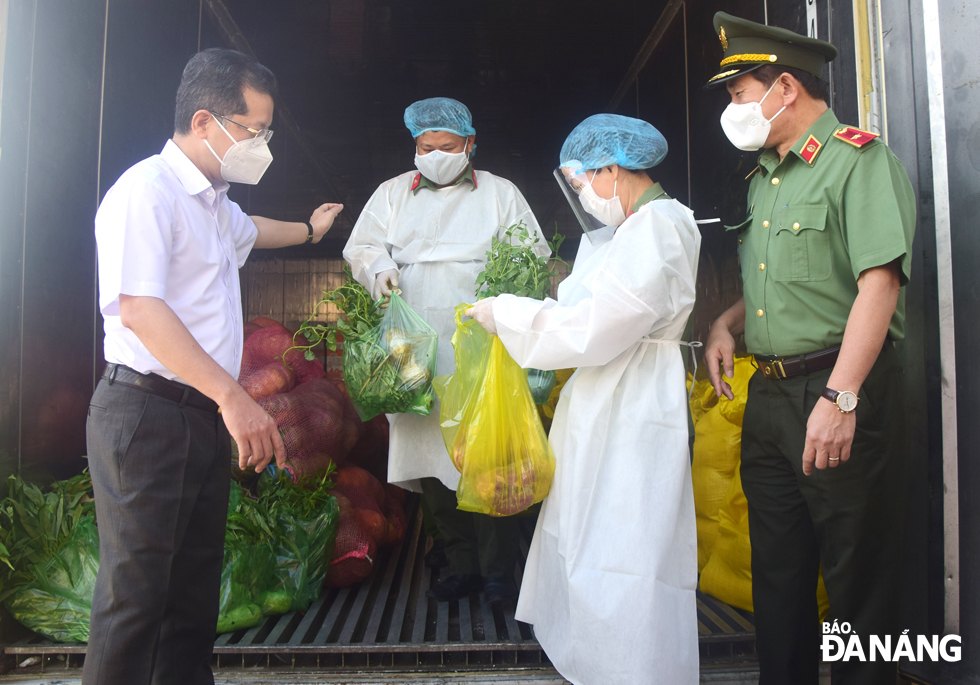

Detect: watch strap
[304,221,314,243]
[821,386,840,404]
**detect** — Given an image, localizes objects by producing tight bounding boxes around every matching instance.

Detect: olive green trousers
[740,343,908,685]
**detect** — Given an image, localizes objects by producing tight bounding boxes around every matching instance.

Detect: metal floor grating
[5,495,756,671]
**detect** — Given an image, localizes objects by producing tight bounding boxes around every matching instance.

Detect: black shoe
[425,574,481,601]
[483,575,518,606]
[424,539,448,568]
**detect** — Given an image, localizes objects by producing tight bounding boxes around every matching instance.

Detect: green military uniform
[709,13,916,685]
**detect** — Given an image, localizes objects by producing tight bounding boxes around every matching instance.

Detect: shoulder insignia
[745,165,761,180]
[833,126,880,148]
[410,173,422,192]
[799,135,823,165]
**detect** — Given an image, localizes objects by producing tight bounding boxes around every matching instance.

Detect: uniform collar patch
[799,135,823,165]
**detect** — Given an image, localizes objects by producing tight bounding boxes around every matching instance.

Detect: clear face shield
[553,164,611,244]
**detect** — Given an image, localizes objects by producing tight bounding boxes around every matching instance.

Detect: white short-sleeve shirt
[96,139,258,382]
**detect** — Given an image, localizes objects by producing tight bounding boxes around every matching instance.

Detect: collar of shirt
[757,108,841,175]
[160,139,230,207]
[628,182,671,216]
[410,163,478,194]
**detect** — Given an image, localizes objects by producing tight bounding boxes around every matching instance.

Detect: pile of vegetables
[292,265,438,422]
[0,471,98,643]
[218,467,340,634]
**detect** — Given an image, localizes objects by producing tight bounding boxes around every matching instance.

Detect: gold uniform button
[793,222,801,231]
[738,239,743,244]
[757,309,764,317]
[762,220,770,228]
[759,263,765,270]
[771,177,780,185]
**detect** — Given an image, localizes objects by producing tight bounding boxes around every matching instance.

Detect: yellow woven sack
[433,305,556,517]
[693,358,830,620]
[689,356,755,570]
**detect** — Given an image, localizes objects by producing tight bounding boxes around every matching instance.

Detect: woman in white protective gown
[465,113,701,685]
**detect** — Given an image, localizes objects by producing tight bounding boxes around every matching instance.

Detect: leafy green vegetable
[342,334,435,421]
[476,222,566,300]
[286,263,385,362]
[0,471,98,643]
[219,467,340,630]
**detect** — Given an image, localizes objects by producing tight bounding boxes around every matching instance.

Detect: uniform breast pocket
[771,205,832,282]
[725,215,753,279]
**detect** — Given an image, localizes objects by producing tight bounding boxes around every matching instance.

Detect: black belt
[754,345,841,380]
[102,363,219,413]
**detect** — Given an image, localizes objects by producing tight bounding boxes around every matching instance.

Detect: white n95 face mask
[414,145,470,185]
[205,117,273,185]
[720,80,786,152]
[579,171,627,227]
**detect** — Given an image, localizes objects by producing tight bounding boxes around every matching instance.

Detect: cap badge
[719,27,728,51]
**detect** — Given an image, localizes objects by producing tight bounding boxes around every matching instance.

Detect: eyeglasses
[210,112,274,143]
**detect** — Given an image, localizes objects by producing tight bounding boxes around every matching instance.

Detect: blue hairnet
[559,114,667,171]
[404,98,476,139]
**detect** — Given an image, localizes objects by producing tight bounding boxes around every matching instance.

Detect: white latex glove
[374,269,400,300]
[465,297,497,335]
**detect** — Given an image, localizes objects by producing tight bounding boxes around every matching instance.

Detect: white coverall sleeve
[343,183,400,295]
[491,207,697,370]
[495,182,551,259]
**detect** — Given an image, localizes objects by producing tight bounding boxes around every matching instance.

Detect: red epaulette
[410,173,422,192]
[832,126,880,148]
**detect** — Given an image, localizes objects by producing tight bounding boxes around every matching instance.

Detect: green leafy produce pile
[0,471,98,643]
[290,265,438,422]
[218,467,340,634]
[476,221,565,300]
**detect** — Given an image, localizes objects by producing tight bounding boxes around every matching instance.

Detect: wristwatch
[822,387,859,413]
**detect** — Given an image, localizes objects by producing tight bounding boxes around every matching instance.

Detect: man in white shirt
[83,49,342,685]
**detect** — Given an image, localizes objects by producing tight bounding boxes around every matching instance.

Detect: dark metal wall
[933,0,980,677]
[0,0,107,482]
[0,0,201,483]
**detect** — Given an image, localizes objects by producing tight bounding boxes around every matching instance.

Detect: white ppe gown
[491,198,701,685]
[343,169,548,492]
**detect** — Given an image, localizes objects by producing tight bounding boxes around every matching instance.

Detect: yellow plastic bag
[433,305,556,517]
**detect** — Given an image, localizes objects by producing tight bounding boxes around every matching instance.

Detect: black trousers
[83,379,230,685]
[740,344,908,685]
[419,477,519,578]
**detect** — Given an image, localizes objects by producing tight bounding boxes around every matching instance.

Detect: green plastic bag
[4,516,99,643]
[268,495,340,613]
[217,539,275,634]
[343,291,438,421]
[526,368,557,405]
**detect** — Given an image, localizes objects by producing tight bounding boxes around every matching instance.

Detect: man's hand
[309,202,344,243]
[802,398,856,475]
[220,388,287,472]
[705,320,737,400]
[374,269,400,300]
[465,298,497,335]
